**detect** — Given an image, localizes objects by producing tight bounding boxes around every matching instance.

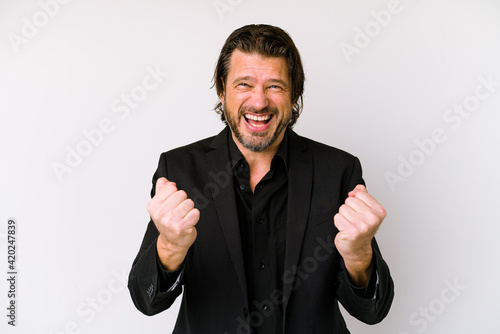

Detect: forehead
[227,50,289,81]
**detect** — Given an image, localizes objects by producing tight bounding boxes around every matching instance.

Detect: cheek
[271,96,292,112]
[226,91,247,106]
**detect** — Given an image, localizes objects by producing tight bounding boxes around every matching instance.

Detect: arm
[336,237,394,324]
[128,220,185,315]
[334,157,394,323]
[128,154,199,315]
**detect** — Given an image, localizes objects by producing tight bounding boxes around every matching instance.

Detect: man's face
[220,50,293,153]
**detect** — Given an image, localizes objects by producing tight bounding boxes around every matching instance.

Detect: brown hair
[213,24,305,128]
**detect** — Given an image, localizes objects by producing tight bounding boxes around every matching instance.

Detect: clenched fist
[147,177,200,271]
[334,184,386,286]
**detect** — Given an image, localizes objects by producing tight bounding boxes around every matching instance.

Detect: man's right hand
[147,177,200,271]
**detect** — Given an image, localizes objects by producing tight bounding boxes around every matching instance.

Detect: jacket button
[243,308,249,317]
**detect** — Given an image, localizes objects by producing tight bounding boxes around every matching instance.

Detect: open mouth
[243,113,273,128]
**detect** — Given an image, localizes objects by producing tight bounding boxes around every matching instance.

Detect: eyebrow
[232,76,289,87]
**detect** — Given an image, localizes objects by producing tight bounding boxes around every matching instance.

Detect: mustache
[238,106,279,116]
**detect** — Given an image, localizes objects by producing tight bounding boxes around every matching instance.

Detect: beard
[223,102,291,152]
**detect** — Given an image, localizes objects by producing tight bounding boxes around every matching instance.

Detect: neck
[231,130,285,192]
[232,131,285,169]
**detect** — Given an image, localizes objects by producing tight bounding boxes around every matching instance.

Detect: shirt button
[263,305,269,311]
[243,308,249,317]
[258,218,264,224]
[259,263,265,269]
[239,184,245,190]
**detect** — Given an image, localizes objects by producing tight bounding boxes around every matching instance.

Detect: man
[128,24,394,333]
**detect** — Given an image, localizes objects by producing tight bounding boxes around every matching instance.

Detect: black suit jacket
[128,127,394,334]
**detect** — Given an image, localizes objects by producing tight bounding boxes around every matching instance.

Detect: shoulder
[150,130,225,194]
[160,126,229,160]
[163,126,229,155]
[163,135,216,158]
[290,130,359,165]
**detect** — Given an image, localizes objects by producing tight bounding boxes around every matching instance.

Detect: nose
[249,86,269,111]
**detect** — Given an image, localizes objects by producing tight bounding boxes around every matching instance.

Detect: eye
[237,83,250,87]
[268,85,283,90]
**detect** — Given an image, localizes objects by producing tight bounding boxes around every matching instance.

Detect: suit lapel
[205,127,248,302]
[283,130,313,312]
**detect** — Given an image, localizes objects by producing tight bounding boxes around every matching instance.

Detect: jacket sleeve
[336,238,394,324]
[335,156,395,324]
[127,152,184,315]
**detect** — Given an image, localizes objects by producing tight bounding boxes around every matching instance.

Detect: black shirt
[229,132,289,334]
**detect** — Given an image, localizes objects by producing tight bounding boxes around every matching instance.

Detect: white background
[1,0,499,333]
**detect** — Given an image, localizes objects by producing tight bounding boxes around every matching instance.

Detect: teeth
[245,114,271,121]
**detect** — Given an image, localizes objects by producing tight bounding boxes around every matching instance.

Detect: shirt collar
[228,129,289,171]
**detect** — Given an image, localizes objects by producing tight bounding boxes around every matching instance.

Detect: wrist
[343,246,373,287]
[157,235,187,253]
[156,237,188,271]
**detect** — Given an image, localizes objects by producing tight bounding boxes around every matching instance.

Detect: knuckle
[148,207,160,221]
[366,212,379,225]
[176,190,188,200]
[150,212,160,222]
[340,206,350,216]
[191,208,201,218]
[184,198,195,208]
[160,183,175,195]
[185,208,201,224]
[167,182,178,191]
[377,205,387,218]
[358,223,369,235]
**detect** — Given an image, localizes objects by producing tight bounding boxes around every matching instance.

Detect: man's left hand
[334,184,386,286]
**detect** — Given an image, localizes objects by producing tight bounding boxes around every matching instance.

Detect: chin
[238,127,283,153]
